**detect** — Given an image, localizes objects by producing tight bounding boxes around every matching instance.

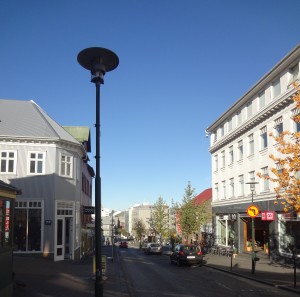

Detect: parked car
[144,243,162,255]
[170,244,203,266]
[119,241,128,248]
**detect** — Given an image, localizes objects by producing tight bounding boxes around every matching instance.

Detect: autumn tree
[258,83,300,213]
[178,181,209,243]
[151,196,169,241]
[132,218,146,248]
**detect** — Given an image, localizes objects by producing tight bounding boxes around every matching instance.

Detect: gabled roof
[0,99,79,145]
[194,188,212,204]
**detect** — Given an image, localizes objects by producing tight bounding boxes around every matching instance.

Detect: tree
[151,196,169,241]
[132,218,146,248]
[178,182,200,243]
[258,83,300,213]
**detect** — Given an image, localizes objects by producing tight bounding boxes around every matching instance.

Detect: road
[118,245,299,297]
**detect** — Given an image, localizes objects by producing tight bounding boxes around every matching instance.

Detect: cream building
[206,44,300,260]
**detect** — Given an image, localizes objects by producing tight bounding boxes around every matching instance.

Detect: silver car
[144,243,162,255]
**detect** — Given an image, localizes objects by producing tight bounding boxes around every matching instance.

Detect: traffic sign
[247,205,260,218]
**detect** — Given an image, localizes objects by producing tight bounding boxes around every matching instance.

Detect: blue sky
[1,1,299,211]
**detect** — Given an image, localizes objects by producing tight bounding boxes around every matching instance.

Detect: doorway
[55,217,73,261]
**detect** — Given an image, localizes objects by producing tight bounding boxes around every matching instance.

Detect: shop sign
[228,213,237,220]
[261,211,275,221]
[83,206,95,214]
[247,205,260,218]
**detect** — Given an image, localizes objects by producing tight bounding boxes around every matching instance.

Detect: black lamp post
[246,181,258,274]
[77,47,119,297]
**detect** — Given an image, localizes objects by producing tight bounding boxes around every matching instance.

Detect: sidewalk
[203,250,300,294]
[13,246,128,297]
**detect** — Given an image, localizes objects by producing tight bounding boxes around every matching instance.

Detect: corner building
[206,44,300,260]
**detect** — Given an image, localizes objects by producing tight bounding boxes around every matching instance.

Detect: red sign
[261,211,275,221]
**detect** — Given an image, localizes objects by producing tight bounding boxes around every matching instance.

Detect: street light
[246,181,259,274]
[77,47,119,297]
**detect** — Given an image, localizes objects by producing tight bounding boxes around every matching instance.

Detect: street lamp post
[246,181,259,274]
[77,47,119,297]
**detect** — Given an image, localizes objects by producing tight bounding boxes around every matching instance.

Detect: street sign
[83,206,95,214]
[261,211,275,221]
[247,205,260,218]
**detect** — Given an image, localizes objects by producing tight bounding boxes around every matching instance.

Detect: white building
[206,44,300,259]
[0,99,93,261]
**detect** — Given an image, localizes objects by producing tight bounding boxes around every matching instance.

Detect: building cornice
[209,86,297,154]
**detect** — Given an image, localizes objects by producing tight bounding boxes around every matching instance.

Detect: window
[248,171,255,193]
[238,140,243,160]
[28,152,45,174]
[291,108,300,132]
[221,151,225,168]
[261,167,269,191]
[237,110,242,125]
[214,183,219,200]
[227,118,232,132]
[221,125,224,137]
[229,178,234,198]
[276,162,283,175]
[61,154,73,177]
[248,134,254,156]
[290,64,299,83]
[260,126,268,149]
[214,155,218,171]
[222,181,226,199]
[259,91,265,109]
[0,151,16,173]
[247,101,253,118]
[238,175,244,196]
[274,117,283,136]
[228,146,233,164]
[272,79,281,99]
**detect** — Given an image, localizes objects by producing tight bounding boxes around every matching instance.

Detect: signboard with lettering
[261,211,275,221]
[83,206,95,214]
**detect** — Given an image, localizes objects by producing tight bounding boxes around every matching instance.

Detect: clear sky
[1,1,299,211]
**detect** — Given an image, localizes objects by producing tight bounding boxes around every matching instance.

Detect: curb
[204,263,300,295]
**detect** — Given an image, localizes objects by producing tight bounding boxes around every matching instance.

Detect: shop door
[55,218,65,261]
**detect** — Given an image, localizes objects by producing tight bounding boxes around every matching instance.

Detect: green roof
[63,126,91,152]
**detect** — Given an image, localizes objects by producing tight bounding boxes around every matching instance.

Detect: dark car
[119,241,128,248]
[170,244,203,266]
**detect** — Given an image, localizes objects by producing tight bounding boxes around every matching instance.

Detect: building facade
[206,44,300,260]
[0,100,93,261]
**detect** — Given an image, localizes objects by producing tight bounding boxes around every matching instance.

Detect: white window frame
[0,150,17,174]
[229,178,234,198]
[260,126,268,149]
[272,79,281,99]
[214,155,218,171]
[238,175,244,196]
[247,101,253,118]
[60,154,73,178]
[291,108,300,133]
[222,180,226,199]
[238,140,243,161]
[221,151,225,168]
[228,146,233,164]
[214,183,219,201]
[27,151,46,175]
[261,166,269,191]
[248,134,254,156]
[274,117,283,136]
[259,91,265,109]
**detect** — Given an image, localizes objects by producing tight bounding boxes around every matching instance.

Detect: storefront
[213,200,290,259]
[0,180,20,297]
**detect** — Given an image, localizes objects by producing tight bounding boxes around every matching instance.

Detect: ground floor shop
[13,199,83,261]
[213,200,300,261]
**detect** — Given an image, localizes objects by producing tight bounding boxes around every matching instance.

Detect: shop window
[0,199,12,248]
